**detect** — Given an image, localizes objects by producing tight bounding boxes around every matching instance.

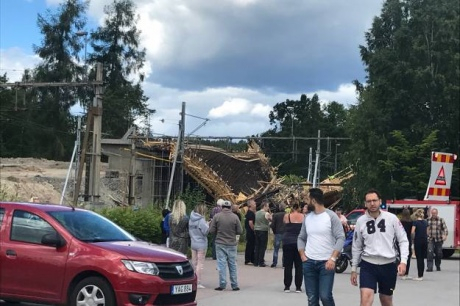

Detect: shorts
[359,260,397,296]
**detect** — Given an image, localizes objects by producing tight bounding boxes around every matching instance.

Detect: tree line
[0,0,458,204]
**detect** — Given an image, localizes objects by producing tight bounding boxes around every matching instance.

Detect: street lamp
[76,31,88,81]
[334,143,341,173]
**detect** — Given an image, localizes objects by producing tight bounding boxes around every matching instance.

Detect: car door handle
[6,249,17,256]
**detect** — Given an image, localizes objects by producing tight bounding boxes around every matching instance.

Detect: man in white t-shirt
[350,189,409,306]
[297,188,345,305]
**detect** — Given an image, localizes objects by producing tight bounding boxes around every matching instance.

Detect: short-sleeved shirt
[245,210,255,232]
[413,219,428,243]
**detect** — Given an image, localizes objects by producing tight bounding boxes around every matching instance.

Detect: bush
[97,205,163,243]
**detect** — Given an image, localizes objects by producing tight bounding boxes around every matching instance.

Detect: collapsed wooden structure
[140,139,351,206]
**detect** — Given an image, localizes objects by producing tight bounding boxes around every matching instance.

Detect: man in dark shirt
[244,199,256,265]
[270,202,286,267]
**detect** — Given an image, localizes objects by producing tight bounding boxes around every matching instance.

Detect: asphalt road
[1,253,459,305]
[197,252,459,306]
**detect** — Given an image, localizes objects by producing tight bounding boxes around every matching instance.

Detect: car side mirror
[41,233,66,248]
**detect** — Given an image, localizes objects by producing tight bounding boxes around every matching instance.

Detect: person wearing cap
[210,199,224,260]
[209,200,243,291]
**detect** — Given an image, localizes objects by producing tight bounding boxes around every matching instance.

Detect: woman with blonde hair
[411,209,428,281]
[169,200,190,255]
[189,203,209,288]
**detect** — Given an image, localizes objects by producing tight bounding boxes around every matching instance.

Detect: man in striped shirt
[426,208,448,272]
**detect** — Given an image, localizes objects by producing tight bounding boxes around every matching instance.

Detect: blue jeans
[303,259,335,306]
[272,233,283,266]
[216,244,238,289]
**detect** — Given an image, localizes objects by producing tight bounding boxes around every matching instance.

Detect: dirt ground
[0,157,118,205]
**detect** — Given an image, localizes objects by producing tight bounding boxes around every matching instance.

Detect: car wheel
[69,276,115,306]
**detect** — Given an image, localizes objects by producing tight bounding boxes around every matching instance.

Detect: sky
[0,0,384,138]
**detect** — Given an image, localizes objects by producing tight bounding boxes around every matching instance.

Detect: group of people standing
[400,206,448,282]
[161,198,242,290]
[244,188,346,306]
[161,188,449,306]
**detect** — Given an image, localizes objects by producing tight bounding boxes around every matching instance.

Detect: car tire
[69,276,115,306]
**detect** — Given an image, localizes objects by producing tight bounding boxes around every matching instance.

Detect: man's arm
[297,220,308,261]
[351,220,363,271]
[441,218,448,241]
[209,216,217,235]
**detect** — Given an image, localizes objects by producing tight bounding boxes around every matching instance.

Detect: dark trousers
[427,240,442,270]
[405,242,412,276]
[283,243,303,290]
[211,234,217,260]
[254,230,268,266]
[245,230,255,264]
[414,239,427,277]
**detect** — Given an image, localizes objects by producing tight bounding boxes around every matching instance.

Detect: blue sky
[0,0,384,137]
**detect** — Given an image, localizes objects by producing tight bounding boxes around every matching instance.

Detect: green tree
[90,0,148,138]
[346,0,459,200]
[262,94,349,179]
[0,0,87,159]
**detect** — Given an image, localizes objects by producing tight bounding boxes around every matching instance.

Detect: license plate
[171,284,193,295]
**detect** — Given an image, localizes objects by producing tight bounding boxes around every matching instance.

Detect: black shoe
[214,287,225,291]
[232,287,240,291]
[259,263,267,267]
[271,263,276,268]
[436,267,441,271]
[426,269,433,272]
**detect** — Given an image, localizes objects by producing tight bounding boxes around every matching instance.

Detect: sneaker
[413,277,423,281]
[401,275,412,280]
[232,287,240,291]
[295,288,302,293]
[426,269,433,272]
[197,284,206,289]
[214,287,225,291]
[271,263,276,268]
[284,288,290,293]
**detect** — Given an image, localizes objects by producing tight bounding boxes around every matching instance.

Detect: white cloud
[0,48,40,82]
[45,0,65,6]
[308,83,358,106]
[142,81,357,137]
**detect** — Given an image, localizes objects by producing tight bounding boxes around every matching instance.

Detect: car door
[0,207,5,295]
[1,209,69,302]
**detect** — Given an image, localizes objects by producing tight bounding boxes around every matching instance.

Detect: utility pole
[287,106,295,162]
[128,128,136,205]
[177,102,186,194]
[334,143,341,173]
[0,74,103,206]
[313,130,321,187]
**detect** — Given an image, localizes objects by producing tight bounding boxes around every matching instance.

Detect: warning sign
[434,166,446,185]
[425,152,457,200]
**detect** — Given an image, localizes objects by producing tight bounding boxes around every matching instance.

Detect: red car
[0,202,197,306]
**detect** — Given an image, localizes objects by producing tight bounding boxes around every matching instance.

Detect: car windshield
[48,210,136,242]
